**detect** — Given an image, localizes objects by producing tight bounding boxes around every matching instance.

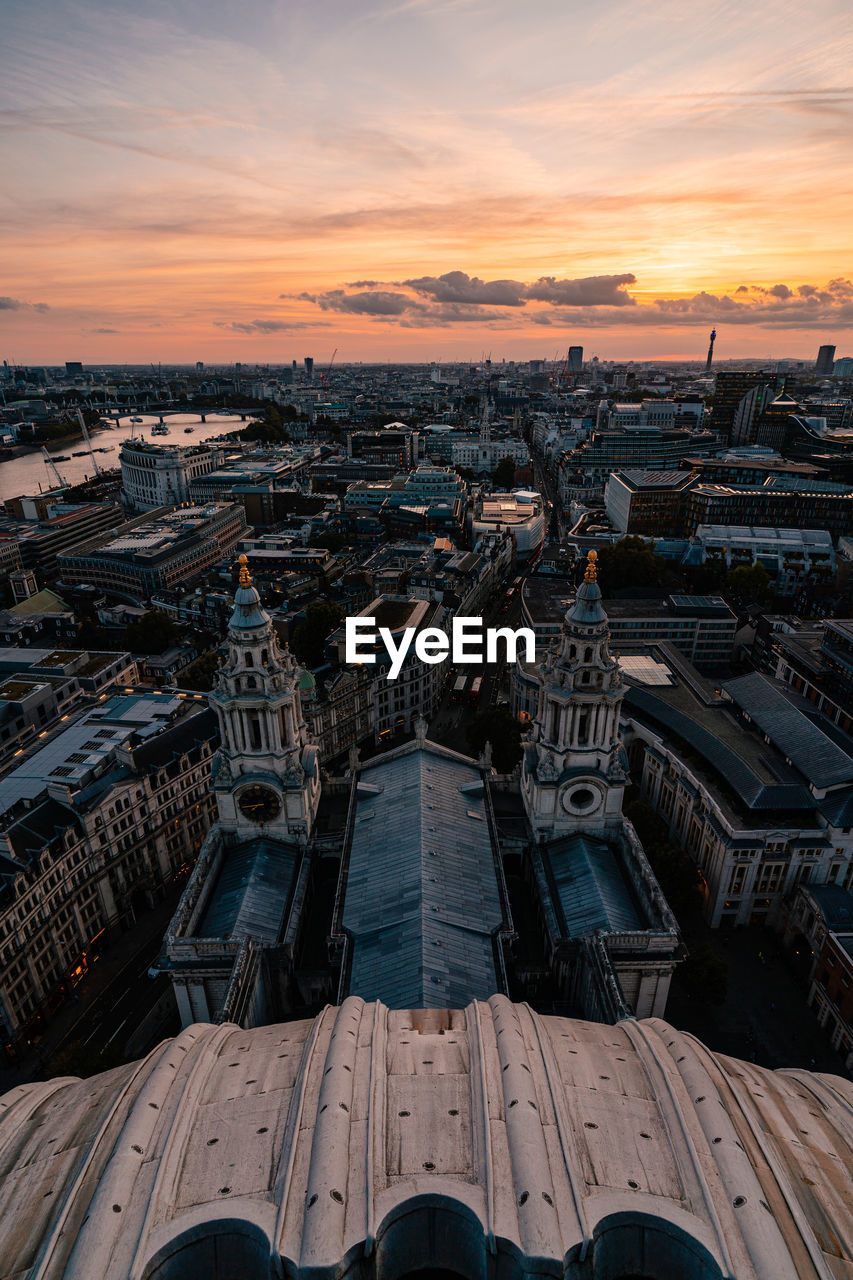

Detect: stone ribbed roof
[0,999,851,1279]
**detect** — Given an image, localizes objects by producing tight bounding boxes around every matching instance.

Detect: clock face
[237,784,281,823]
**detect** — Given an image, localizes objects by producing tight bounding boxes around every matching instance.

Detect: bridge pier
[200,413,206,423]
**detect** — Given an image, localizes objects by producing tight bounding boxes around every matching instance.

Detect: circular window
[562,785,599,814]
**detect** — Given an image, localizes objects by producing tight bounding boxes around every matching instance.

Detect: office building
[622,661,853,927]
[469,489,545,561]
[520,581,736,669]
[0,501,125,578]
[604,469,695,535]
[0,691,217,1053]
[816,344,837,375]
[783,883,853,1071]
[710,370,769,440]
[693,524,836,593]
[681,482,853,542]
[557,425,715,501]
[56,503,247,601]
[120,440,224,512]
[568,344,583,371]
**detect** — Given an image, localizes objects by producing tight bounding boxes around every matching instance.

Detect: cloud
[215,318,324,333]
[299,270,639,325]
[299,289,420,316]
[525,274,637,306]
[0,295,49,312]
[404,271,527,306]
[91,327,118,333]
[297,273,853,331]
[403,270,637,308]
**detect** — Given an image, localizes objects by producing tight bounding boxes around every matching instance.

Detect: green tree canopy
[290,600,344,668]
[180,650,219,692]
[309,530,347,553]
[724,562,772,607]
[123,609,183,655]
[596,535,662,594]
[465,705,523,773]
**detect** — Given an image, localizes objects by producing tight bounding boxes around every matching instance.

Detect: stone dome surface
[0,997,851,1280]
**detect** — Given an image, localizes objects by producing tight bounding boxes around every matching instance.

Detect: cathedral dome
[1,999,850,1280]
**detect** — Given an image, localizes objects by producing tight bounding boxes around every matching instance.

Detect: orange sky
[2,0,852,363]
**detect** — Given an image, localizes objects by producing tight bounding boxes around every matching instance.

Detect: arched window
[584,646,593,663]
[245,652,254,667]
[591,1210,725,1280]
[141,1218,271,1280]
[261,648,269,664]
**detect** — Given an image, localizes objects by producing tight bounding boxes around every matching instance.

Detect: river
[0,413,257,503]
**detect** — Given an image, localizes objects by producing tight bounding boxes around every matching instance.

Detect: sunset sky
[2,0,852,364]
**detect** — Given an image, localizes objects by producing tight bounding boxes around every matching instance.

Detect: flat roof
[0,691,185,817]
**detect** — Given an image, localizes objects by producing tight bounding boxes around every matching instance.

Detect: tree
[290,600,343,667]
[724,562,772,607]
[465,706,523,774]
[309,531,347,553]
[123,609,182,655]
[596,535,662,594]
[493,455,516,490]
[180,650,219,692]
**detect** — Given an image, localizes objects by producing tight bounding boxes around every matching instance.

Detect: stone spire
[209,556,320,842]
[520,549,627,837]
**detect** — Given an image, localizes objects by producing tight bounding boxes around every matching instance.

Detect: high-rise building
[64,361,83,378]
[568,345,583,372]
[711,369,769,440]
[817,344,837,375]
[304,356,314,380]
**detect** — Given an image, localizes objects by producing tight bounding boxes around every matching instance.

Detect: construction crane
[41,447,67,489]
[318,347,338,394]
[76,409,101,476]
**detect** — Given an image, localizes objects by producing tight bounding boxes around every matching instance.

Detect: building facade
[56,503,248,601]
[119,440,223,512]
[0,695,217,1055]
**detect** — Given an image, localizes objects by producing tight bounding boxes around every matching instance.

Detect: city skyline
[2,0,853,362]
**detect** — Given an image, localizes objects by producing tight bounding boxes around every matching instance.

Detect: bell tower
[521,550,627,837]
[209,556,320,843]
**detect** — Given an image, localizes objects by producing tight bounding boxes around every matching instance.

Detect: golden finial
[237,553,252,588]
[584,548,598,583]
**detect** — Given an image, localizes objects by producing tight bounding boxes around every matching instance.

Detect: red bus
[452,675,467,702]
[470,676,482,705]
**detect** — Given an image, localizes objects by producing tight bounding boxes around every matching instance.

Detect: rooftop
[341,743,508,1008]
[722,671,853,791]
[546,833,643,936]
[198,836,301,944]
[1,1001,850,1280]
